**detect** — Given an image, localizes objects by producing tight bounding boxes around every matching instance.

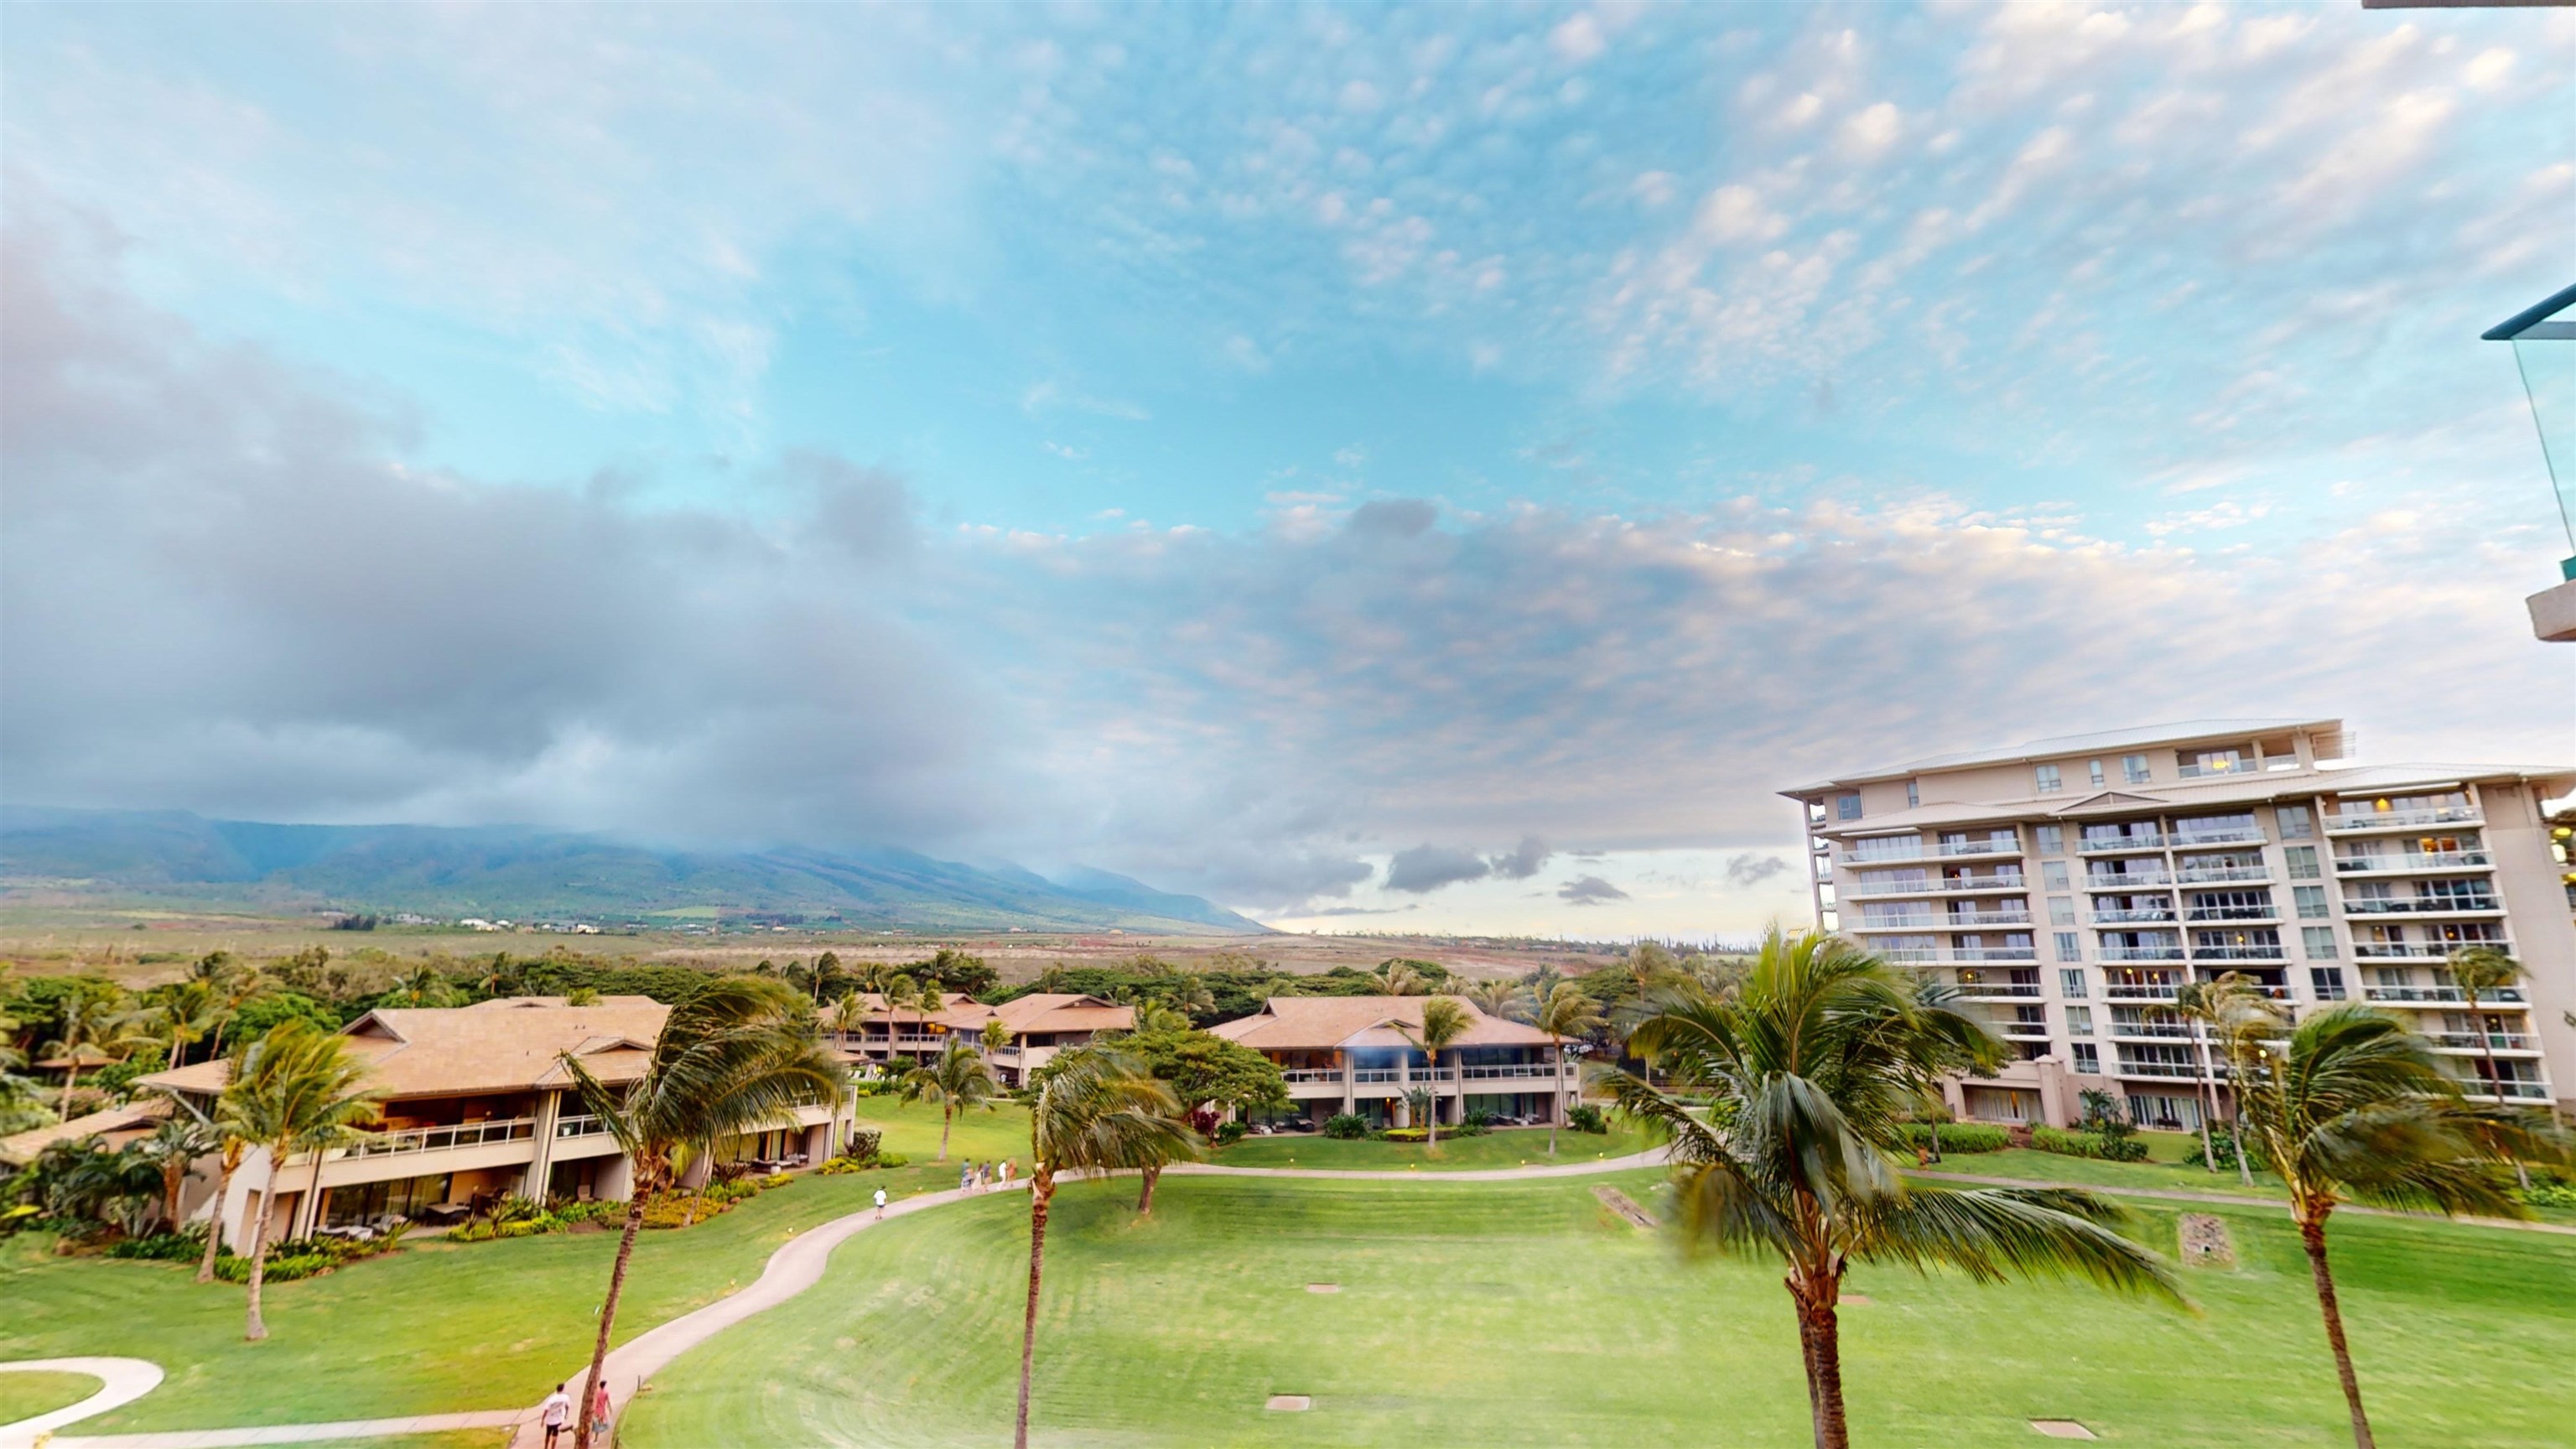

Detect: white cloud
[1550,13,1607,65]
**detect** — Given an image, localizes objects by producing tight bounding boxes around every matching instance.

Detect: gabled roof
[1208,995,1555,1052]
[1784,718,2340,794]
[135,995,674,1102]
[932,993,1135,1037]
[0,1097,173,1166]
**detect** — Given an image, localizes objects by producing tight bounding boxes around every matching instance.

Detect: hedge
[1894,1122,2009,1154]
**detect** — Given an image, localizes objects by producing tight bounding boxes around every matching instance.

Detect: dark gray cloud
[1384,844,1491,895]
[1724,853,1793,889]
[1488,835,1551,880]
[1558,875,1631,906]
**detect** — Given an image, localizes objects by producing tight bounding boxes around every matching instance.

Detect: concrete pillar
[802,1124,830,1164]
[523,1089,560,1202]
[595,1153,635,1203]
[1339,1052,1353,1120]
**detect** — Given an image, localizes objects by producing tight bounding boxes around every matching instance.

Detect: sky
[3,3,2572,938]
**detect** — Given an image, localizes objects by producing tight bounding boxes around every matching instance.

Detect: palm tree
[1016,1046,1197,1449]
[139,1115,219,1232]
[1374,961,1432,996]
[881,972,921,1063]
[2444,946,2532,1190]
[901,1036,1000,1163]
[195,1135,249,1283]
[2168,983,2224,1174]
[558,978,845,1449]
[1465,979,1525,1020]
[215,1020,381,1341]
[44,992,133,1115]
[2177,975,2262,1185]
[1605,926,2184,1449]
[2216,1000,2559,1449]
[1398,997,1472,1149]
[143,982,224,1071]
[827,991,870,1054]
[1527,983,1603,1157]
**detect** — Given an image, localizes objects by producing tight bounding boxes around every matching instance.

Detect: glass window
[1904,779,1919,808]
[2071,1042,2101,1073]
[2293,885,2328,919]
[2042,860,2070,891]
[2065,1005,2094,1036]
[2034,764,2063,794]
[2049,896,2076,926]
[2058,968,2089,998]
[2309,967,2347,1002]
[2277,804,2314,839]
[2054,932,2082,964]
[2088,759,2106,787]
[2302,926,2339,960]
[1836,794,1862,821]
[2122,754,2150,784]
[2035,824,2064,856]
[2284,845,2320,880]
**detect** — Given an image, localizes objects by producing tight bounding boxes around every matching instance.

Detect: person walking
[959,1161,974,1192]
[589,1379,611,1444]
[540,1384,573,1449]
[873,1186,888,1218]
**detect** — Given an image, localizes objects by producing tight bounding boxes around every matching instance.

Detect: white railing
[1281,1068,1341,1084]
[2327,807,2481,832]
[1877,947,2038,963]
[1950,982,2043,998]
[2355,943,2506,961]
[2099,946,2184,962]
[2174,761,2253,779]
[554,1114,611,1140]
[1850,916,1938,932]
[1353,1068,1403,1083]
[2106,983,2182,1000]
[2177,865,2269,884]
[2334,852,2490,873]
[2362,985,2527,1005]
[2107,1021,2193,1040]
[1939,838,2022,858]
[2118,1060,2216,1080]
[2428,1033,2537,1052]
[1845,875,2027,896]
[2341,896,2498,915]
[349,1117,537,1159]
[2090,908,2177,924]
[1459,1063,1557,1081]
[2172,828,2267,847]
[2079,834,2168,854]
[2462,1080,2551,1102]
[2085,870,2173,888]
[1948,909,2033,926]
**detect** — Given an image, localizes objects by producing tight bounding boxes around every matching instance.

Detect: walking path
[1904,1168,2576,1237]
[0,1358,162,1449]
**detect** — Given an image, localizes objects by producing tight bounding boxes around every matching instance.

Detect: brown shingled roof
[934,993,1135,1037]
[1207,996,1554,1052]
[0,1097,174,1166]
[132,995,673,1102]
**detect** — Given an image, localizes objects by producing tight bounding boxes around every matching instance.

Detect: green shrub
[1213,1121,1247,1146]
[1377,1127,1429,1143]
[2205,1124,2267,1172]
[1566,1104,1609,1135]
[2030,1126,2149,1161]
[2518,1182,2576,1208]
[1893,1122,2009,1154]
[1322,1113,1369,1140]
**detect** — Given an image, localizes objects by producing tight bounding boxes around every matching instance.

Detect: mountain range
[0,807,1265,935]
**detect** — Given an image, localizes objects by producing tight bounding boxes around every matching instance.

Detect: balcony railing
[2334,851,2490,873]
[2117,1060,2217,1080]
[1851,916,1938,932]
[347,1116,537,1160]
[554,1114,611,1140]
[2354,943,2506,961]
[1352,1068,1403,1083]
[2090,907,2177,923]
[2428,1033,2538,1052]
[1950,983,2044,998]
[2190,946,2286,962]
[2326,807,2482,833]
[2098,946,2184,962]
[1940,838,2023,858]
[1877,947,2038,963]
[2171,828,2267,847]
[1460,1062,1560,1081]
[2176,865,2270,884]
[2107,1021,2193,1040]
[1844,875,2027,897]
[2184,905,2277,922]
[2462,1080,2551,1102]
[1948,908,2034,926]
[2362,985,2527,1005]
[1281,1068,1341,1084]
[2106,983,2182,1000]
[2341,896,2499,915]
[2079,834,2168,854]
[2086,873,2174,891]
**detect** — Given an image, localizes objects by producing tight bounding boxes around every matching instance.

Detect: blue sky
[3,3,2571,935]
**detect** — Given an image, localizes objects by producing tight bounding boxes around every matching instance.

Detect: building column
[523,1089,560,1202]
[1339,1052,1353,1119]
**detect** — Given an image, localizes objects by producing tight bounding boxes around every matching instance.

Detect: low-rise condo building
[1208,995,1576,1126]
[1786,719,2576,1129]
[130,995,852,1250]
[830,991,1133,1085]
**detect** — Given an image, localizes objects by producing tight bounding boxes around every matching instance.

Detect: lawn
[1215,1122,1649,1171]
[621,1171,2576,1449]
[0,1100,1030,1433]
[0,1369,101,1424]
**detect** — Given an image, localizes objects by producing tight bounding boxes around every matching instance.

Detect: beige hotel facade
[1786,719,2576,1130]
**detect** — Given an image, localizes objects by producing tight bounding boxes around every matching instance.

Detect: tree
[2168,983,2225,1174]
[828,990,871,1056]
[558,978,845,1449]
[2216,1000,2560,1449]
[881,973,922,1062]
[1373,960,1434,996]
[2179,975,2266,1186]
[142,981,224,1071]
[2445,946,2532,1191]
[43,990,137,1115]
[140,1115,219,1231]
[1604,926,2183,1449]
[1465,979,1525,1020]
[1527,983,1604,1158]
[982,1018,1013,1056]
[1015,1046,1198,1449]
[1399,998,1473,1148]
[1104,1025,1287,1210]
[215,1020,382,1341]
[901,1036,1000,1163]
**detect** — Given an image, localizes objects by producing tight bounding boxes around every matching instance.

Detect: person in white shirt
[873,1187,888,1218]
[539,1384,573,1449]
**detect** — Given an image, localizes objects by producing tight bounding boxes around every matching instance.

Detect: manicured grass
[1215,1123,1648,1171]
[623,1171,2576,1449]
[0,1100,1031,1433]
[1924,1147,2287,1198]
[0,1370,101,1424]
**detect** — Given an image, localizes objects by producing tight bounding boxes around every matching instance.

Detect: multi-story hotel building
[1785,719,2576,1130]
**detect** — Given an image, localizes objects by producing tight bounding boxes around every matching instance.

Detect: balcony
[1352,1068,1403,1083]
[2106,983,2182,1000]
[2428,1032,2539,1053]
[2334,851,2490,874]
[2176,865,2269,885]
[1950,983,2044,999]
[2085,870,2174,888]
[2184,905,2277,922]
[2118,1060,2219,1081]
[2098,946,2185,963]
[2341,896,2500,916]
[2362,985,2527,1005]
[2079,834,2168,854]
[2326,807,2483,834]
[2171,827,2267,848]
[2190,945,2285,962]
[2354,942,2506,962]
[1844,874,2027,897]
[1948,907,2035,927]
[2090,907,2177,924]
[2463,1081,2552,1103]
[1940,838,2023,858]
[1281,1067,1342,1084]
[1850,916,1938,932]
[2001,1026,2053,1040]
[553,1114,612,1140]
[2107,1021,2194,1040]
[346,1116,538,1161]
[1459,1062,1561,1082]
[1877,946,2039,964]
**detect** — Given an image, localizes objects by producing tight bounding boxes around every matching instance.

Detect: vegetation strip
[1903,1169,2576,1237]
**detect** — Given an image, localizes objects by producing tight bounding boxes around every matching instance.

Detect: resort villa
[112,995,855,1251]
[829,990,1135,1086]
[1208,995,1576,1127]
[1789,719,2576,1130]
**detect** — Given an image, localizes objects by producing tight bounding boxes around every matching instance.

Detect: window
[2042,860,2070,891]
[2293,886,2328,919]
[2309,968,2348,1002]
[1904,779,1919,808]
[2034,764,2064,794]
[1850,835,1922,861]
[2283,845,2320,880]
[2058,968,2089,998]
[2054,932,2082,964]
[2036,824,2064,856]
[2277,804,2314,839]
[2049,896,2076,926]
[2123,754,2150,784]
[2071,1042,2101,1074]
[2088,759,2106,788]
[2301,927,2339,960]
[1836,794,1862,821]
[2065,1005,2094,1036]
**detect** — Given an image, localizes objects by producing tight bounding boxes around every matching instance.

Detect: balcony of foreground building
[1838,839,2023,867]
[2114,1059,2225,1083]
[2090,905,2178,924]
[2169,827,2269,849]
[2078,833,2169,855]
[2363,984,2528,1005]
[2353,941,2510,963]
[2175,864,2270,885]
[2184,903,2279,922]
[2340,895,2501,916]
[2085,869,2174,889]
[1841,873,2028,898]
[2098,945,2186,963]
[2427,1032,2542,1055]
[1876,945,2038,965]
[2334,850,2492,875]
[2189,945,2287,963]
[2461,1079,2553,1104]
[2325,806,2484,834]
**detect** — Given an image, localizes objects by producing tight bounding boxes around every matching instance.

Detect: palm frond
[1853,1186,2187,1306]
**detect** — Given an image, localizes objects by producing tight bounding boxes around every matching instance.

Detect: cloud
[1488,835,1552,880]
[1384,844,1492,894]
[1550,13,1607,65]
[1558,875,1631,905]
[1723,852,1792,889]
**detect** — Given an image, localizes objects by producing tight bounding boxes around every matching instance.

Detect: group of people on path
[539,1379,610,1449]
[958,1158,1014,1192]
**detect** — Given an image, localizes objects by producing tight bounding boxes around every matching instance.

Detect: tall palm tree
[1016,1046,1198,1449]
[2168,982,2224,1174]
[1465,979,1525,1020]
[215,1020,382,1341]
[2178,974,2262,1185]
[828,990,870,1057]
[195,1135,249,1284]
[143,981,224,1071]
[44,992,134,1115]
[901,1036,1000,1162]
[1605,926,2184,1449]
[1399,997,1472,1148]
[140,1115,219,1232]
[880,972,921,1064]
[1374,961,1432,996]
[1527,983,1603,1157]
[2215,1000,2559,1449]
[2444,946,2532,1191]
[558,978,844,1449]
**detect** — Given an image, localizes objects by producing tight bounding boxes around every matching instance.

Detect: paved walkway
[0,1358,163,1449]
[1904,1168,2576,1237]
[48,1411,528,1449]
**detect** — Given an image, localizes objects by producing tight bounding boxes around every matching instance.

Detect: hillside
[0,807,1265,935]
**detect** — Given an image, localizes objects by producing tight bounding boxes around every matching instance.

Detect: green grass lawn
[0,1100,1030,1433]
[622,1171,2576,1449]
[0,1369,101,1424]
[1215,1123,1648,1171]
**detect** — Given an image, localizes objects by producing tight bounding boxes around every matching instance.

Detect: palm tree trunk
[1015,1169,1055,1449]
[2465,991,2532,1191]
[1137,1164,1159,1216]
[2189,1020,2218,1173]
[242,1170,277,1342]
[196,1156,236,1282]
[60,1061,80,1118]
[1426,1051,1441,1150]
[2220,1055,2254,1187]
[574,1182,652,1449]
[2297,1213,2376,1449]
[940,1103,953,1162]
[1548,1037,1562,1157]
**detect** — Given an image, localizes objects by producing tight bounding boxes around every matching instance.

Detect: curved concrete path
[0,1358,162,1449]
